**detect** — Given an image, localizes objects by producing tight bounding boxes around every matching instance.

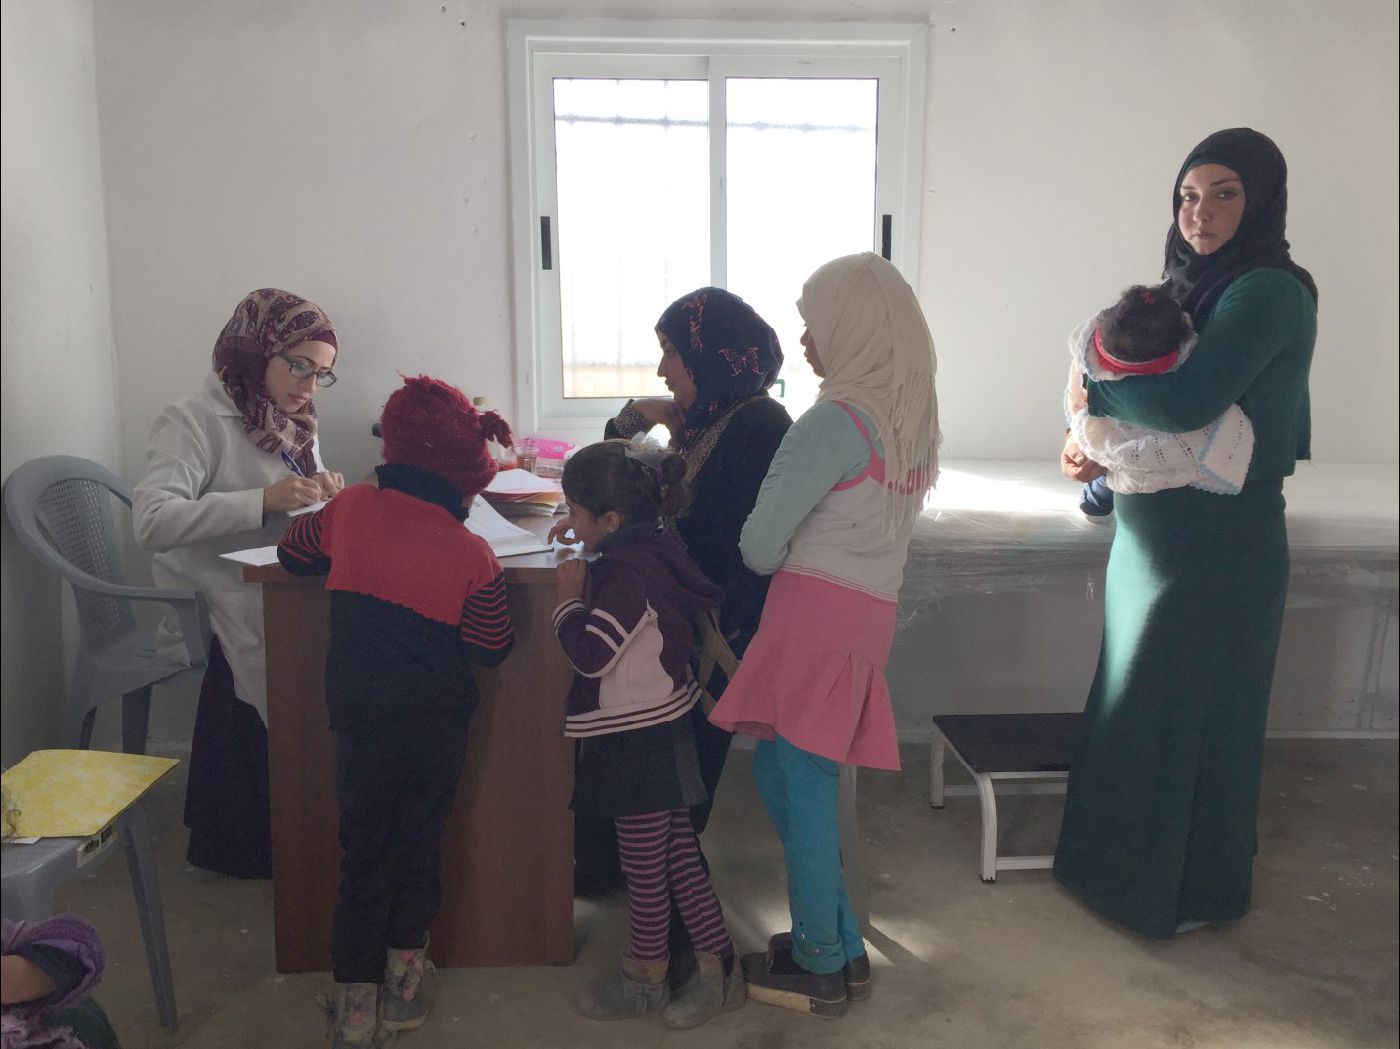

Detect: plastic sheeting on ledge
[902,461,1398,613]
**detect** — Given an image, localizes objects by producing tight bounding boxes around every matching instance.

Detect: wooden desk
[245,516,577,972]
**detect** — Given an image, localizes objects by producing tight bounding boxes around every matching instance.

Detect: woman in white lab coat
[134,289,344,878]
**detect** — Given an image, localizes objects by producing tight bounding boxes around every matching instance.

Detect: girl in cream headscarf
[709,252,939,1017]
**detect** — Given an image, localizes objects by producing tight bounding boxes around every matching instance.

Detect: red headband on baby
[1092,327,1181,376]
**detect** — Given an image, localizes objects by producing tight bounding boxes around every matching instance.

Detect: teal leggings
[752,734,866,974]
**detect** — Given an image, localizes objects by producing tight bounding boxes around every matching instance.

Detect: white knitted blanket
[1064,315,1254,495]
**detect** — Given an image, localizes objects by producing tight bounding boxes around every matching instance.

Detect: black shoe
[743,944,848,1019]
[666,947,697,993]
[573,866,625,900]
[767,932,870,1001]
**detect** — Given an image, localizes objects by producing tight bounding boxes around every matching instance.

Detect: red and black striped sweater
[276,464,513,730]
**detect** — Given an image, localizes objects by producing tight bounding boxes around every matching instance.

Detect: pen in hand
[264,452,323,513]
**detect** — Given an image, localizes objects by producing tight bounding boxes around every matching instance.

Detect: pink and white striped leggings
[615,808,731,962]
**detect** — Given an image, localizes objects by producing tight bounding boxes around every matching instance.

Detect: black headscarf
[655,287,783,452]
[1163,127,1318,325]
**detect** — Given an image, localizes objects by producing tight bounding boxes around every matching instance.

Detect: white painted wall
[91,0,1399,491]
[1,0,123,765]
[923,0,1399,463]
[3,0,1391,757]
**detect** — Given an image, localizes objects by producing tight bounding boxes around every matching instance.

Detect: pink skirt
[708,568,901,771]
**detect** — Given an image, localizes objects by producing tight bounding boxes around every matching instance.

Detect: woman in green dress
[1055,128,1318,938]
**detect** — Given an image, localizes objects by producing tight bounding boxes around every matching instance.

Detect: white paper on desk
[288,500,327,517]
[219,545,281,567]
[465,496,552,558]
[484,468,563,496]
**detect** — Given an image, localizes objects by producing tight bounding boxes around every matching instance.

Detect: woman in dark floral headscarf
[211,288,338,474]
[134,288,345,878]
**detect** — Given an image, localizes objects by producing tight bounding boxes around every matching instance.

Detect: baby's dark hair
[1097,284,1191,364]
[562,440,690,525]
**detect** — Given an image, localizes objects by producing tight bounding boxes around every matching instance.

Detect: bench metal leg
[121,804,178,1031]
[837,764,869,927]
[929,727,947,808]
[973,773,999,882]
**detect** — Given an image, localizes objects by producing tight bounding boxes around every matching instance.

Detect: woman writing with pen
[134,289,344,878]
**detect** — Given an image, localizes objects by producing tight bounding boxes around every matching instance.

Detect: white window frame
[505,19,929,441]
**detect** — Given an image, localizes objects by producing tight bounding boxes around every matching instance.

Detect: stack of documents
[464,495,553,557]
[481,468,565,516]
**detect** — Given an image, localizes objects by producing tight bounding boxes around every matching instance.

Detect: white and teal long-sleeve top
[740,400,918,600]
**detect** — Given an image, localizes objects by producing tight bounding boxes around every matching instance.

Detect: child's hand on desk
[555,558,587,602]
[548,514,580,545]
[314,470,346,499]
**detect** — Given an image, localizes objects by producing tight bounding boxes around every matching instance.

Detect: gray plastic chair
[3,455,210,753]
[2,801,178,1031]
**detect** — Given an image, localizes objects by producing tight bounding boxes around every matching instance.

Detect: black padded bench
[929,713,1081,881]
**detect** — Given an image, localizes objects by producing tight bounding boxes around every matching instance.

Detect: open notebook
[220,494,550,568]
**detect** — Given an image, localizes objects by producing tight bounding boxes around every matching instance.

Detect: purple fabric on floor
[2,916,105,1049]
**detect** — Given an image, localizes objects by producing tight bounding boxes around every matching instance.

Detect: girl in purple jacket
[553,440,743,1029]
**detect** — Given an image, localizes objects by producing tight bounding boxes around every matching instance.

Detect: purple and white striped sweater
[554,527,722,738]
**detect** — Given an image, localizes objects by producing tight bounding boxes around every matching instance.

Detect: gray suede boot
[381,937,432,1031]
[575,954,670,1020]
[662,949,745,1028]
[329,982,394,1048]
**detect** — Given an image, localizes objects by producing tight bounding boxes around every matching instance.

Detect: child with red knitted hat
[278,375,516,1048]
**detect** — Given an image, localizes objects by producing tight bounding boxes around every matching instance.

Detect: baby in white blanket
[1065,284,1254,500]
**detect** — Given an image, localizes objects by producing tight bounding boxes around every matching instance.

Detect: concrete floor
[51,738,1398,1049]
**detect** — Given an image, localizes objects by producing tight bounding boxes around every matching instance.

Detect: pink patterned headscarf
[212,288,337,474]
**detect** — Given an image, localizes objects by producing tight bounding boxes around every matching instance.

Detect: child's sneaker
[768,932,870,1000]
[662,949,745,1028]
[576,954,669,1020]
[742,942,847,1019]
[328,982,395,1048]
[381,938,432,1031]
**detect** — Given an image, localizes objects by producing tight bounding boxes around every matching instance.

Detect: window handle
[881,215,892,260]
[540,216,553,270]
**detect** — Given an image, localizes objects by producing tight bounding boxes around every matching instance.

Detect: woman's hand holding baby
[1061,435,1107,483]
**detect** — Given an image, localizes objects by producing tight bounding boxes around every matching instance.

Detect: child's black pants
[331,715,470,984]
